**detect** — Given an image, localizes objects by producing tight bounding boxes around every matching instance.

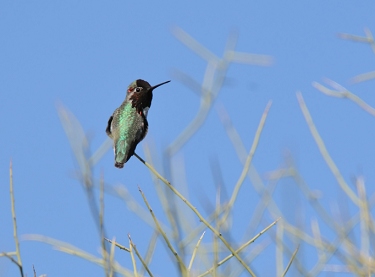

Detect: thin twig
[221,101,272,223]
[138,186,187,274]
[281,245,299,277]
[140,231,158,276]
[276,222,284,276]
[144,146,188,262]
[356,177,371,266]
[338,33,373,43]
[114,186,172,233]
[214,188,221,277]
[217,102,281,237]
[311,218,326,265]
[108,237,116,277]
[10,161,24,277]
[128,234,154,277]
[188,231,206,271]
[104,238,130,252]
[100,172,109,277]
[230,240,271,277]
[0,251,17,257]
[265,224,309,276]
[172,26,220,63]
[350,71,375,84]
[1,252,20,267]
[296,92,360,206]
[364,27,375,55]
[128,237,138,277]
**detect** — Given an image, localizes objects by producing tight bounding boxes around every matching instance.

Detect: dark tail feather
[115,162,124,168]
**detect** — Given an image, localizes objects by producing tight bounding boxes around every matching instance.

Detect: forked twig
[138,186,187,274]
[312,81,375,117]
[134,153,256,276]
[128,234,154,277]
[25,234,133,276]
[198,219,279,277]
[167,27,272,157]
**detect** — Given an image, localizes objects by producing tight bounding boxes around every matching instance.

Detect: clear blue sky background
[1,1,375,276]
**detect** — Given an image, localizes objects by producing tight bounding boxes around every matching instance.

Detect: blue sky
[1,1,375,276]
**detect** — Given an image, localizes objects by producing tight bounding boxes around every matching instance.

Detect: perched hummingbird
[106,79,170,168]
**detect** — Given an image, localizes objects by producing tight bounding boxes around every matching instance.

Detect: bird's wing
[106,115,113,138]
[139,117,149,142]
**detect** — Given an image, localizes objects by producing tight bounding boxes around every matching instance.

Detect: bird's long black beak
[149,80,171,91]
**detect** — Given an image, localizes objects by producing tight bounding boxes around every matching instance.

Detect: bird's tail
[115,161,124,168]
[114,139,128,169]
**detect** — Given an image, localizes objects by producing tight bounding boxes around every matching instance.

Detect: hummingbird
[106,79,170,168]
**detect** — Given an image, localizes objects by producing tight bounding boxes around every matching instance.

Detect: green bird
[106,79,170,168]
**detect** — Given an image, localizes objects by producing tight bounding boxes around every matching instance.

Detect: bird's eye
[135,87,141,92]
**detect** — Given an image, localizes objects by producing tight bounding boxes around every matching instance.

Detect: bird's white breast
[143,107,149,118]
